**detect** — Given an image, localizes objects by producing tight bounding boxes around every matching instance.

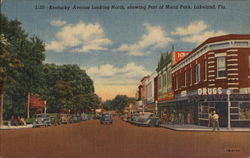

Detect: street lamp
[44,101,47,114]
[155,101,158,116]
[227,89,231,129]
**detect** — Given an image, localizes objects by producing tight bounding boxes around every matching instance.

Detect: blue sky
[2,0,250,100]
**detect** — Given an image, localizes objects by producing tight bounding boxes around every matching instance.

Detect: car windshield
[103,114,111,117]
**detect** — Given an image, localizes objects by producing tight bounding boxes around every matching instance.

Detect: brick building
[171,34,250,127]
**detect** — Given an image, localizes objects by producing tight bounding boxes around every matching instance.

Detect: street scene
[1,0,250,158]
[1,117,249,158]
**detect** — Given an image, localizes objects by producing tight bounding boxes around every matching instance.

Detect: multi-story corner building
[145,72,158,112]
[171,34,250,127]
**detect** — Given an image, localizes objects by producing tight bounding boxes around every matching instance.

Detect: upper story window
[217,56,226,78]
[204,60,207,81]
[167,69,172,91]
[184,71,187,87]
[195,64,200,83]
[158,76,162,92]
[248,55,250,77]
[209,42,230,50]
[176,75,178,90]
[234,41,248,46]
[190,68,192,86]
[162,73,167,89]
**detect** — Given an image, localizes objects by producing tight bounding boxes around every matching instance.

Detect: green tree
[109,95,129,112]
[1,14,45,118]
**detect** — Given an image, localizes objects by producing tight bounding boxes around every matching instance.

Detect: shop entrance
[214,102,228,127]
[198,101,228,127]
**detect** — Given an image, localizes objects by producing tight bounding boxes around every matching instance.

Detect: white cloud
[45,41,65,52]
[181,30,226,43]
[82,63,151,100]
[85,62,150,79]
[172,20,227,43]
[172,20,208,35]
[46,21,112,53]
[50,20,67,27]
[115,23,173,56]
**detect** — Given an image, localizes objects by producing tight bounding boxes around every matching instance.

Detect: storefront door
[215,102,228,127]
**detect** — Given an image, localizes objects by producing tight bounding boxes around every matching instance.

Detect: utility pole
[227,89,231,129]
[0,93,3,126]
[27,93,30,119]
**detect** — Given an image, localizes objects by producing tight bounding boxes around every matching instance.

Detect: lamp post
[227,89,231,129]
[44,101,47,114]
[155,101,158,116]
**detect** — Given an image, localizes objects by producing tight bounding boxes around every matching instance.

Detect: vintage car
[133,112,160,127]
[50,113,62,126]
[33,113,51,128]
[127,113,140,124]
[100,113,113,125]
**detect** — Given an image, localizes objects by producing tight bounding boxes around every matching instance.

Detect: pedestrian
[208,111,213,127]
[212,111,220,131]
[171,110,177,125]
[187,112,191,124]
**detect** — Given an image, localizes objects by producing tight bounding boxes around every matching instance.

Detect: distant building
[136,76,149,112]
[145,72,158,112]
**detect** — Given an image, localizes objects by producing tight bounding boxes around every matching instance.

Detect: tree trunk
[27,92,30,119]
[0,81,4,126]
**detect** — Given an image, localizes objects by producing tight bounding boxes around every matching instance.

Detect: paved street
[0,117,249,158]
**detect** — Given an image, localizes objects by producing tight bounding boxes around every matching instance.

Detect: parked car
[70,114,78,123]
[128,113,140,124]
[50,113,61,126]
[133,112,160,127]
[33,113,51,128]
[100,113,113,125]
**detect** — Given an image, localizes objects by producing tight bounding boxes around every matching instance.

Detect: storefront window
[217,56,226,78]
[239,102,250,120]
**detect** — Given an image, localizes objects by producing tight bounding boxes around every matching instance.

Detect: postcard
[0,0,250,158]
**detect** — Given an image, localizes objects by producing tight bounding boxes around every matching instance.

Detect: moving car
[100,113,113,125]
[33,113,51,128]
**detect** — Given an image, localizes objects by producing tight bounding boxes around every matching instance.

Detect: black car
[100,113,113,125]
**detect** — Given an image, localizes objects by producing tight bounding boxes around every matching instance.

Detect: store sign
[181,90,187,97]
[198,87,223,95]
[172,51,191,65]
[158,92,174,101]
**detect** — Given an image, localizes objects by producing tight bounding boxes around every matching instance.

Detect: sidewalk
[0,124,33,130]
[159,124,250,132]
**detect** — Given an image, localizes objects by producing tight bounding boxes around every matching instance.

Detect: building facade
[156,51,190,118]
[171,34,250,127]
[136,76,149,112]
[145,72,158,112]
